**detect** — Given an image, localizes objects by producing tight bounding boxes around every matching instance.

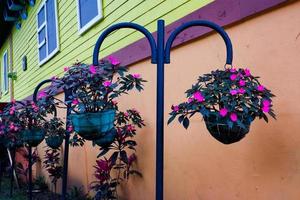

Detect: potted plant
[48,59,146,141]
[168,67,276,144]
[0,101,24,148]
[90,108,144,199]
[44,117,65,149]
[17,101,47,147]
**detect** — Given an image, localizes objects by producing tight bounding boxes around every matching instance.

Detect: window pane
[38,6,45,27]
[79,0,99,28]
[46,0,57,54]
[39,44,47,62]
[38,27,46,44]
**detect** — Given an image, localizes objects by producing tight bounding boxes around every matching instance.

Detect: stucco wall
[36,1,300,199]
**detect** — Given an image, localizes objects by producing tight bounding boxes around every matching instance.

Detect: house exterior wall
[0,0,212,102]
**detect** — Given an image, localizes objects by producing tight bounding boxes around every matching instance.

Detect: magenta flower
[230,89,238,95]
[230,74,237,81]
[11,99,16,104]
[262,106,270,113]
[262,99,271,107]
[124,112,129,117]
[257,85,265,92]
[230,68,237,73]
[67,126,73,132]
[238,88,246,94]
[38,91,47,99]
[126,124,135,132]
[172,105,179,112]
[89,65,97,74]
[187,98,194,103]
[193,91,205,102]
[219,108,228,117]
[63,67,69,72]
[132,73,141,79]
[108,56,120,65]
[9,123,15,131]
[102,81,112,87]
[239,80,246,86]
[244,68,251,77]
[72,99,79,105]
[230,113,238,122]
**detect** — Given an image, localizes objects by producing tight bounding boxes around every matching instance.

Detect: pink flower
[9,123,15,131]
[230,68,237,73]
[132,73,141,79]
[89,65,97,74]
[230,113,238,122]
[230,89,238,95]
[72,99,79,105]
[230,74,237,81]
[239,80,245,86]
[172,105,179,112]
[38,91,47,99]
[187,98,194,103]
[51,76,58,80]
[193,91,205,102]
[11,99,16,104]
[63,67,69,72]
[262,106,270,113]
[244,68,251,77]
[219,108,228,117]
[102,81,112,87]
[112,100,118,105]
[126,124,135,132]
[67,126,73,132]
[262,99,271,107]
[124,112,129,117]
[257,85,265,92]
[108,56,120,65]
[238,88,246,94]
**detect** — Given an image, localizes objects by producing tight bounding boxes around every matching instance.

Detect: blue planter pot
[94,128,117,147]
[46,135,63,149]
[21,128,45,147]
[70,109,116,140]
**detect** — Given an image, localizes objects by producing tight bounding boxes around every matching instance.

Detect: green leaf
[183,117,190,129]
[167,115,176,125]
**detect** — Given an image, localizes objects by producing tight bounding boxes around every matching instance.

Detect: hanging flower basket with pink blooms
[49,59,147,142]
[168,67,276,144]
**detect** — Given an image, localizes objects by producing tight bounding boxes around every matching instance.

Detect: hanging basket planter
[21,128,45,147]
[168,67,276,144]
[93,128,117,147]
[45,135,63,149]
[204,114,252,144]
[70,109,116,141]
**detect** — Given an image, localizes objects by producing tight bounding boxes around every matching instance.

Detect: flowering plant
[168,67,276,144]
[90,108,144,200]
[47,59,146,114]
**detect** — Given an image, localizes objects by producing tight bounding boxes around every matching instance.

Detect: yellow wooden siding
[1,0,213,101]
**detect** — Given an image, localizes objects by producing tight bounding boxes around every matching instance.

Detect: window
[2,51,9,93]
[37,0,59,65]
[77,0,102,34]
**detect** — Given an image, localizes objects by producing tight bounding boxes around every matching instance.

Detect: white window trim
[77,0,103,35]
[2,50,9,94]
[36,0,60,66]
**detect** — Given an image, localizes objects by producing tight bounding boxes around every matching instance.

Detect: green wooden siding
[0,0,213,101]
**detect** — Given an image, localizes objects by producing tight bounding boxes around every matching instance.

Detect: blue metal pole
[61,91,72,200]
[156,19,165,200]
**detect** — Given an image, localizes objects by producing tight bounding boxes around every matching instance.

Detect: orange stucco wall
[35,1,300,199]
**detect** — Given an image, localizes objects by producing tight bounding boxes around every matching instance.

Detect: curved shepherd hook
[33,79,72,200]
[165,20,233,65]
[92,22,157,65]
